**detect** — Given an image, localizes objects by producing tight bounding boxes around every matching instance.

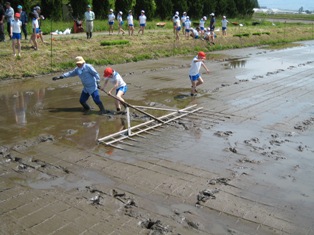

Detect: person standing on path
[209,13,216,45]
[52,56,107,115]
[10,13,22,57]
[199,16,206,38]
[17,5,28,40]
[174,15,181,40]
[0,4,5,42]
[127,10,134,36]
[108,9,115,35]
[30,12,39,50]
[138,10,146,35]
[117,11,125,35]
[221,15,228,36]
[189,51,210,96]
[5,2,14,40]
[184,16,191,39]
[84,5,95,39]
[181,12,187,35]
[102,67,128,114]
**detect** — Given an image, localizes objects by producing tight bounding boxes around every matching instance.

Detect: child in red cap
[188,51,210,96]
[102,67,128,114]
[10,13,22,57]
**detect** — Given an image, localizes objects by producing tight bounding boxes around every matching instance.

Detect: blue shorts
[222,27,227,31]
[182,22,186,27]
[189,74,200,81]
[33,28,40,34]
[200,27,204,31]
[109,21,114,25]
[185,29,190,33]
[194,35,199,39]
[12,32,21,40]
[128,24,133,27]
[176,26,181,31]
[119,21,124,26]
[116,85,128,95]
[140,23,146,27]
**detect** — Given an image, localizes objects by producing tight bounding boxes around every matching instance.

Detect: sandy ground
[0,41,314,235]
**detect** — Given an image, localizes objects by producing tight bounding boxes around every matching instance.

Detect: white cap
[223,15,226,18]
[110,9,113,12]
[175,11,179,15]
[203,16,207,20]
[186,16,189,19]
[183,12,186,15]
[119,11,122,15]
[210,13,215,16]
[141,10,145,13]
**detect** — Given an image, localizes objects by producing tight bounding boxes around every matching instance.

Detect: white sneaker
[18,53,21,57]
[13,54,16,57]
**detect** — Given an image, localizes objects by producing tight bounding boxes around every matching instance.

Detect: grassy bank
[0,18,313,80]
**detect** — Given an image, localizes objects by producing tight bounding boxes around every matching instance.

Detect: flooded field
[0,41,314,234]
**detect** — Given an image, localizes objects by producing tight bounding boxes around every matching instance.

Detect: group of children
[110,9,147,36]
[173,11,229,44]
[84,5,147,38]
[9,5,45,57]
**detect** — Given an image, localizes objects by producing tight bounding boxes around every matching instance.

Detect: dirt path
[0,41,313,234]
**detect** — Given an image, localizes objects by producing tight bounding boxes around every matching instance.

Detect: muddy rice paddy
[0,41,314,234]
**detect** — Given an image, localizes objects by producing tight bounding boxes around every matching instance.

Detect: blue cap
[17,5,22,9]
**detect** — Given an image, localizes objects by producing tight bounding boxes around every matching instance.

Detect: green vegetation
[100,40,130,46]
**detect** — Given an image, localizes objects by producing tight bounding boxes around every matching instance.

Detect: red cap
[15,13,20,18]
[198,51,206,59]
[104,67,113,77]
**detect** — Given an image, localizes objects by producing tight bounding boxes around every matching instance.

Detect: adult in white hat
[84,5,95,39]
[52,56,107,115]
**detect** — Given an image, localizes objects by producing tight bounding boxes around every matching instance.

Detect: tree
[225,0,238,18]
[69,0,89,20]
[93,0,109,19]
[172,0,188,16]
[203,0,217,17]
[115,0,133,16]
[134,0,155,20]
[155,0,173,20]
[41,0,63,20]
[187,0,203,20]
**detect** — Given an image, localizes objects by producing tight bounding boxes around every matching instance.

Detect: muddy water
[1,41,314,234]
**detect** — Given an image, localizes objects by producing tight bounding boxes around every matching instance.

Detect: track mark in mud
[140,218,171,234]
[294,117,314,132]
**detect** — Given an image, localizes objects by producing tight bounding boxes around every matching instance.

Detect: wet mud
[0,41,314,234]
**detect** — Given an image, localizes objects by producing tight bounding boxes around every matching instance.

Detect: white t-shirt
[139,14,146,24]
[189,56,203,76]
[191,29,198,37]
[181,16,186,23]
[199,19,205,28]
[108,13,115,22]
[11,19,22,33]
[127,14,133,25]
[185,20,191,29]
[32,18,39,29]
[108,71,126,88]
[222,19,228,27]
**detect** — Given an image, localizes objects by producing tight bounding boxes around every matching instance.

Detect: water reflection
[13,91,30,125]
[224,59,247,69]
